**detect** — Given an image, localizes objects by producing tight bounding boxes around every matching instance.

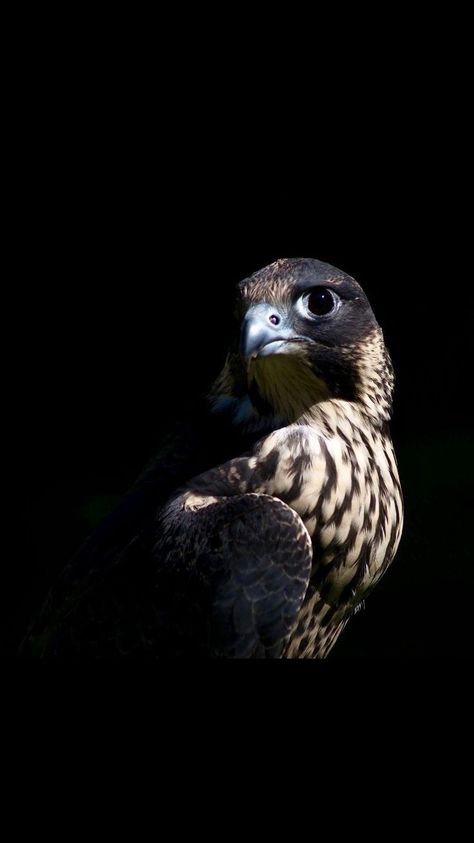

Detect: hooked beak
[240,303,305,362]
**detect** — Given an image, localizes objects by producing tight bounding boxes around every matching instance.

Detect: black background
[9,33,473,660]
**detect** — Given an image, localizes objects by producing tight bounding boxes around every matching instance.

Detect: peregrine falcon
[22,258,403,659]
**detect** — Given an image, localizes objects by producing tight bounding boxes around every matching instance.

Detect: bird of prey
[21,258,403,659]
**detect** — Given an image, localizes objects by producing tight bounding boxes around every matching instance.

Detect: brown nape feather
[344,328,395,423]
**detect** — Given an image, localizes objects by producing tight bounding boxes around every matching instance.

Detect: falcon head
[211,258,394,428]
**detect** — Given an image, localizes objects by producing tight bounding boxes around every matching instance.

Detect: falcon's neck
[210,330,394,434]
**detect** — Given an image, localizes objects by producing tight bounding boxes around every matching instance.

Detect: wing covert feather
[157,493,313,658]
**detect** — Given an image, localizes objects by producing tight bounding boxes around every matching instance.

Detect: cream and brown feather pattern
[21,258,403,659]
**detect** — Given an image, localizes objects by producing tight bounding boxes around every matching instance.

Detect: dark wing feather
[156,493,313,658]
[20,396,311,658]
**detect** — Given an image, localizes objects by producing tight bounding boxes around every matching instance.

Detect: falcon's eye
[303,287,339,317]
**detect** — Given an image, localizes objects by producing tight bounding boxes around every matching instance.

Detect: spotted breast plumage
[21,258,403,659]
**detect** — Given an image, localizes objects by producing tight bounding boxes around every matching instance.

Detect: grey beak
[240,303,302,361]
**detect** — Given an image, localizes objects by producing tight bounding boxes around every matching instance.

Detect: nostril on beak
[268,314,280,326]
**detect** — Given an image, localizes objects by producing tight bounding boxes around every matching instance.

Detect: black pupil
[307,287,335,316]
